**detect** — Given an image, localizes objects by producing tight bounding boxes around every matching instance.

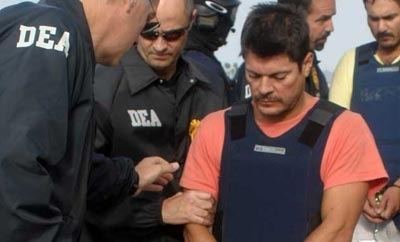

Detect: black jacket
[0,1,136,241]
[184,37,236,105]
[0,1,94,241]
[82,48,226,242]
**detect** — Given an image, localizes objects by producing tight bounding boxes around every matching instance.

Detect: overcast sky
[1,0,374,73]
[216,0,374,73]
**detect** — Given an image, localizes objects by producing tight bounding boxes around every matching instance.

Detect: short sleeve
[329,49,356,109]
[321,111,388,195]
[180,110,226,200]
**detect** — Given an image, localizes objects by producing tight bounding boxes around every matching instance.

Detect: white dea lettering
[127,109,162,127]
[245,84,252,99]
[254,144,286,155]
[16,25,70,57]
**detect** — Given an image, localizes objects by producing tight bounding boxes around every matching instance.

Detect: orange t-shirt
[180,97,388,200]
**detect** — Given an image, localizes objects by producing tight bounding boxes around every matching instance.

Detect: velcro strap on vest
[299,101,343,147]
[227,102,249,140]
[356,42,377,66]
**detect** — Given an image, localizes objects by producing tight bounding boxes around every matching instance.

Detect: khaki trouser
[352,215,400,242]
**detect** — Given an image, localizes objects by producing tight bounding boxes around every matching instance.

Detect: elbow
[334,226,355,242]
[326,222,356,242]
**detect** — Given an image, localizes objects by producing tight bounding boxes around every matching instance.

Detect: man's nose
[153,36,168,52]
[258,77,274,95]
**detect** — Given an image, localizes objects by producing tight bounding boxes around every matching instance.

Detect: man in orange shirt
[180,3,388,242]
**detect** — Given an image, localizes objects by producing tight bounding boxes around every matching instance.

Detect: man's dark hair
[278,0,312,12]
[240,3,310,67]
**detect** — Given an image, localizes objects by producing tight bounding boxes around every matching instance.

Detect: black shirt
[83,47,226,242]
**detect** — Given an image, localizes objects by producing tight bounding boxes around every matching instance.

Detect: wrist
[394,178,400,186]
[391,184,400,190]
[389,178,400,190]
[161,197,170,224]
[130,169,140,196]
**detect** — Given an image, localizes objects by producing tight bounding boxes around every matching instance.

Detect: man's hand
[134,156,179,196]
[378,186,400,220]
[363,194,385,223]
[162,190,215,225]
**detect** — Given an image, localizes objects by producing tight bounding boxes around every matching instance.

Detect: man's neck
[376,45,400,64]
[81,0,104,62]
[156,66,177,81]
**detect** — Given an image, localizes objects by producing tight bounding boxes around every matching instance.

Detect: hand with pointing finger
[133,156,179,196]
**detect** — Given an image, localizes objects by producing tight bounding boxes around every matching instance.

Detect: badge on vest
[376,66,399,73]
[254,144,286,155]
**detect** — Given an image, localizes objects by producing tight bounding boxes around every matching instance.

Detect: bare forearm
[304,222,354,242]
[184,223,216,242]
[305,182,368,242]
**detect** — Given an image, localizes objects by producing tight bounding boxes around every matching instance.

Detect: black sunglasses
[142,0,161,34]
[141,25,190,42]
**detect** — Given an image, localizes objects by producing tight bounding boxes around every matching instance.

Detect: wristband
[391,184,400,190]
[130,171,139,195]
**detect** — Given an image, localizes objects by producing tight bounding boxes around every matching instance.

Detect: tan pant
[352,215,400,242]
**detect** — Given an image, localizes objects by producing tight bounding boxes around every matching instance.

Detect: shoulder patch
[16,24,70,57]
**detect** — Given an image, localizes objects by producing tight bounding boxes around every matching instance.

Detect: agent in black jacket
[184,0,240,105]
[83,0,225,241]
[0,0,177,241]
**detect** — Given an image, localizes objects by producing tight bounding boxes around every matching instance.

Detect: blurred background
[1,0,374,84]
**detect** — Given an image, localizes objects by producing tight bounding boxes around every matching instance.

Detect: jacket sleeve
[87,152,165,229]
[86,67,139,210]
[85,65,165,229]
[0,11,77,241]
[87,152,139,211]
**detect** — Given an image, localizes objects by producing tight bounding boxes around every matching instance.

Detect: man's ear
[302,52,314,77]
[126,0,137,13]
[192,9,197,21]
[190,9,197,28]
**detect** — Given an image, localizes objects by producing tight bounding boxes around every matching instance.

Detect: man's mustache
[253,94,281,102]
[377,32,394,39]
[321,31,331,39]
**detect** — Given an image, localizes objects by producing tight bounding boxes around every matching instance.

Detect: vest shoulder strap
[298,100,344,147]
[356,42,377,66]
[226,101,249,140]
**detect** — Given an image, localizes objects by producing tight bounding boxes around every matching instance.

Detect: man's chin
[378,40,399,51]
[313,39,328,51]
[256,106,284,118]
[148,61,170,70]
[314,43,325,51]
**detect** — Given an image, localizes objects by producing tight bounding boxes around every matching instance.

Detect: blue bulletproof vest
[216,100,344,242]
[351,41,400,227]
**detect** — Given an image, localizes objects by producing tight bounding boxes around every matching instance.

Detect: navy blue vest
[351,41,400,227]
[217,100,343,242]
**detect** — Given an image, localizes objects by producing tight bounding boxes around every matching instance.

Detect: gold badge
[189,119,201,140]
